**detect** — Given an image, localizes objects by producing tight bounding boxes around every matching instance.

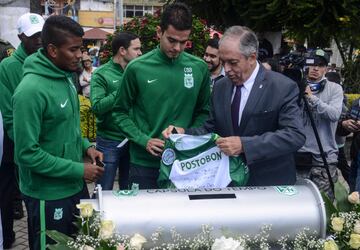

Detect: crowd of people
[0,2,359,249]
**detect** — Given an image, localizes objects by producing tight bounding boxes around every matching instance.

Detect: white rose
[82,246,95,250]
[348,192,360,204]
[129,233,147,250]
[323,239,339,250]
[349,233,360,249]
[76,203,94,218]
[116,244,125,250]
[331,217,345,232]
[99,220,115,239]
[211,236,245,250]
[354,220,360,234]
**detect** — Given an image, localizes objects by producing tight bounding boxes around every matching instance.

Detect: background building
[0,0,164,48]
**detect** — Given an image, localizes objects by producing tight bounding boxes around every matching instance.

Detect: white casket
[82,179,326,242]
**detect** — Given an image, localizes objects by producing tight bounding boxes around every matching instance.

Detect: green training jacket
[0,43,28,140]
[90,59,125,141]
[13,49,91,200]
[113,47,211,168]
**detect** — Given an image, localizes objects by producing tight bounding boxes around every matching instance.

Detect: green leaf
[47,243,73,250]
[321,191,337,229]
[46,230,73,244]
[334,181,351,212]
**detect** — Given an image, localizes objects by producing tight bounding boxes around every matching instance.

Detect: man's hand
[146,138,165,157]
[342,119,360,133]
[216,136,243,156]
[86,146,103,164]
[162,125,185,139]
[304,86,312,96]
[83,163,104,183]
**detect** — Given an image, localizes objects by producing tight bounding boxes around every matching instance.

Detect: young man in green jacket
[12,15,104,250]
[90,32,142,190]
[113,3,210,189]
[0,13,44,249]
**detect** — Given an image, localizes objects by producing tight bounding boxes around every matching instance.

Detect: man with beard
[12,15,104,249]
[203,38,225,89]
[0,13,44,249]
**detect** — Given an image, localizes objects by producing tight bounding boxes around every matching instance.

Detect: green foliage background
[100,12,210,64]
[172,0,360,93]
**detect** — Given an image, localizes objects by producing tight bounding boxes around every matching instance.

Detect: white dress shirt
[232,62,260,126]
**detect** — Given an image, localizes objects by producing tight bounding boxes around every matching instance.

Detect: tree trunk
[333,36,348,68]
[30,0,42,14]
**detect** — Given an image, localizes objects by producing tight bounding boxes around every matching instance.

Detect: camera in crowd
[279,49,330,95]
[280,49,330,71]
[279,51,306,70]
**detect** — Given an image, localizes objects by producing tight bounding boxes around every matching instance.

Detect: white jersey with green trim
[159,133,248,189]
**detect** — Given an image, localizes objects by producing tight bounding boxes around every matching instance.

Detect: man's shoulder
[0,53,21,69]
[181,52,207,68]
[92,62,123,83]
[93,60,112,74]
[213,76,232,92]
[325,79,342,89]
[126,49,157,69]
[16,74,45,93]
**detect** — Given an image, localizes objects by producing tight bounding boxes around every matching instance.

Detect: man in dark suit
[163,26,305,186]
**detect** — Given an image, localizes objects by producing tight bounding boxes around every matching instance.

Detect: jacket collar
[155,46,184,64]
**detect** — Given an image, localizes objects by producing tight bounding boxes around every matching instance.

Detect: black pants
[23,185,89,250]
[337,146,350,183]
[0,162,16,247]
[129,164,159,189]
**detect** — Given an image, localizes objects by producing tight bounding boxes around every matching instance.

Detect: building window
[124,5,155,17]
[124,5,134,18]
[135,5,143,17]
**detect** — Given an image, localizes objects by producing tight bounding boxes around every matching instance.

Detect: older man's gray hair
[220,26,259,58]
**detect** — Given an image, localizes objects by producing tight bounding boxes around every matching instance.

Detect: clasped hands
[83,146,104,183]
[342,119,360,133]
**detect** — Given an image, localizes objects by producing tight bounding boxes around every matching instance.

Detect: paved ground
[9,182,96,250]
[10,206,28,250]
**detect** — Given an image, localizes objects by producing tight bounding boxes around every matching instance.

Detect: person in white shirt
[79,54,96,97]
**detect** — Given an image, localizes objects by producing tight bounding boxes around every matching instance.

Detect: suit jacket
[186,66,305,186]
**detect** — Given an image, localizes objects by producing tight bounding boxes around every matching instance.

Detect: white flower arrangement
[46,189,360,250]
[324,189,360,250]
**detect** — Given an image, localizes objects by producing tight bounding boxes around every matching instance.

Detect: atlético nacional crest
[184,73,194,88]
[54,208,63,220]
[183,67,194,88]
[162,148,176,165]
[274,186,298,196]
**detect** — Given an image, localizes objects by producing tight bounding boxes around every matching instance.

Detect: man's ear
[47,44,57,59]
[156,26,163,39]
[249,52,257,65]
[119,46,126,56]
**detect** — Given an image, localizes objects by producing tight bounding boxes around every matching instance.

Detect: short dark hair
[42,15,84,49]
[207,38,219,50]
[111,32,139,55]
[160,2,192,31]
